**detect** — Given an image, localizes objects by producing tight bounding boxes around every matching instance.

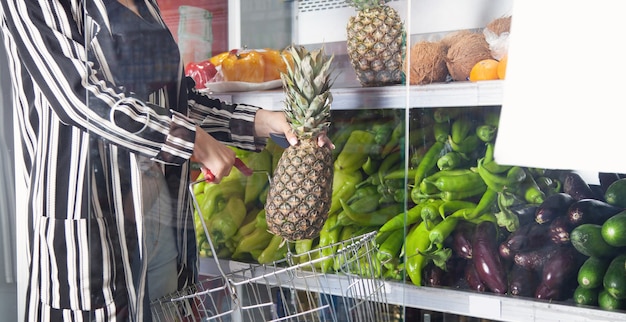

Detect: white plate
[202,79,282,93]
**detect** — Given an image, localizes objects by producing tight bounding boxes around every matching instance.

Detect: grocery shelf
[208,80,505,111]
[199,257,625,321]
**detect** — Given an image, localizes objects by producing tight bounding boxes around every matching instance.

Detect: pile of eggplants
[424,170,622,302]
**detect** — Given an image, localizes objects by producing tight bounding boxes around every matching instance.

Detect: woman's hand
[191,126,236,183]
[254,109,335,149]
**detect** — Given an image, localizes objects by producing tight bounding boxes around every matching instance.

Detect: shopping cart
[150,180,394,322]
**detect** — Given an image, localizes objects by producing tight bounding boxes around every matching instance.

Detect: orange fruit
[497,55,508,79]
[469,59,499,81]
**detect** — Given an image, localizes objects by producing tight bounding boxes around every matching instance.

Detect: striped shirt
[0,1,264,321]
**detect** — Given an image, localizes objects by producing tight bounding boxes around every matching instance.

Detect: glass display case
[3,0,626,321]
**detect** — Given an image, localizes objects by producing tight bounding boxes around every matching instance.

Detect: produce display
[406,15,511,84]
[184,47,292,88]
[191,105,626,312]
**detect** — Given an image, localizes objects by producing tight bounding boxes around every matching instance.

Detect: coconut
[440,30,472,53]
[484,15,512,60]
[486,16,512,36]
[444,32,493,81]
[406,41,448,85]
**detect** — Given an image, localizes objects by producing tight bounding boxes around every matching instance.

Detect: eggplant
[499,223,533,259]
[424,262,444,287]
[548,215,573,245]
[472,221,507,294]
[535,193,576,224]
[589,184,605,202]
[451,221,474,260]
[567,198,623,226]
[508,264,537,297]
[508,204,539,227]
[534,245,580,300]
[563,172,599,201]
[513,243,560,271]
[442,256,467,287]
[599,172,621,193]
[464,259,486,292]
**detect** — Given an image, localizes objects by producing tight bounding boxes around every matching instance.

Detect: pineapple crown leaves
[345,0,391,10]
[280,45,335,138]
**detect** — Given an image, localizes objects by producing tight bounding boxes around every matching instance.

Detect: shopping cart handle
[201,157,253,182]
[234,157,253,176]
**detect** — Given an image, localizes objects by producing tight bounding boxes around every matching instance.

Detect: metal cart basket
[150,181,393,321]
[151,182,392,322]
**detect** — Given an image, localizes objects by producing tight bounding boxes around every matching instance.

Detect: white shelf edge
[206,80,505,111]
[199,257,625,321]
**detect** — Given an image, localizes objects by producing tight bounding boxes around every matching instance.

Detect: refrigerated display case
[5,0,626,321]
[181,0,626,321]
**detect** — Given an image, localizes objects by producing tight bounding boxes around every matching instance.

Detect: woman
[0,0,331,321]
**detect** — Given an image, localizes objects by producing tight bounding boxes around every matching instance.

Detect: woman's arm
[0,1,196,164]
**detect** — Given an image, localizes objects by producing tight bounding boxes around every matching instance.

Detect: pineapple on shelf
[265,46,335,241]
[346,0,406,87]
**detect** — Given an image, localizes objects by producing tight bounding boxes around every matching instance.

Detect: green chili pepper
[520,169,546,204]
[347,191,381,214]
[244,149,272,205]
[330,170,363,215]
[449,134,480,154]
[424,168,475,182]
[347,184,379,204]
[421,199,445,229]
[319,213,340,272]
[439,184,486,201]
[207,196,247,244]
[361,156,382,176]
[377,151,402,183]
[506,166,527,183]
[414,141,445,186]
[257,234,288,264]
[333,225,358,271]
[200,179,244,220]
[482,159,512,174]
[466,188,498,220]
[340,199,404,227]
[335,130,377,172]
[428,215,461,249]
[432,121,451,143]
[477,158,523,192]
[333,210,355,229]
[379,203,426,233]
[295,239,314,255]
[384,168,417,181]
[377,230,404,265]
[232,228,273,259]
[331,123,365,160]
[419,179,440,194]
[450,118,473,144]
[436,151,469,171]
[433,107,464,123]
[476,124,498,143]
[438,200,477,218]
[482,109,501,127]
[406,217,442,286]
[382,122,405,158]
[431,171,485,192]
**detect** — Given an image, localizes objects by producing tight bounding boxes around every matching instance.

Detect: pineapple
[346,0,405,87]
[265,46,335,241]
